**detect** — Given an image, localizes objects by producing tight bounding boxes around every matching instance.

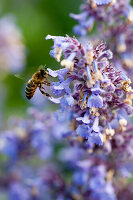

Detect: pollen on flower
[90,0,97,9]
[80,102,87,110]
[87,148,93,154]
[123,56,133,68]
[85,48,94,65]
[14,127,27,139]
[125,93,133,104]
[119,119,127,131]
[79,91,88,110]
[105,128,115,140]
[61,59,74,71]
[121,79,132,93]
[117,43,126,53]
[103,133,107,143]
[86,67,96,88]
[90,107,99,116]
[91,70,103,82]
[123,96,133,106]
[86,79,96,88]
[55,47,62,62]
[106,170,114,181]
[127,8,133,23]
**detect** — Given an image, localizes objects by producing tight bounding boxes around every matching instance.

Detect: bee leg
[39,87,51,97]
[43,81,51,86]
[41,86,45,90]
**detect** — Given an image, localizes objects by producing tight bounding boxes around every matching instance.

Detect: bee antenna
[43,64,46,69]
[42,65,46,69]
[38,65,46,70]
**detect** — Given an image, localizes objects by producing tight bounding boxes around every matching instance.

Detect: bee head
[40,69,48,77]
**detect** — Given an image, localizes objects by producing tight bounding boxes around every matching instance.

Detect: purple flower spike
[46,35,133,148]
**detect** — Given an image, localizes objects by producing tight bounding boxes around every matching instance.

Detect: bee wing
[15,69,34,79]
[14,74,25,80]
[14,74,28,84]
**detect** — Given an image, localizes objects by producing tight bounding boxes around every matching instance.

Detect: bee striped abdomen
[25,80,38,99]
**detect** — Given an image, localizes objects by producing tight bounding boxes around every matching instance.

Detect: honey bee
[25,68,51,99]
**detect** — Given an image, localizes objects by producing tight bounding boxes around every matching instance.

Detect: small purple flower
[51,78,72,96]
[76,110,90,124]
[88,132,103,146]
[92,117,100,133]
[73,171,88,186]
[58,94,74,113]
[70,12,88,22]
[47,68,69,82]
[94,0,112,5]
[73,25,87,36]
[76,124,92,139]
[87,94,103,108]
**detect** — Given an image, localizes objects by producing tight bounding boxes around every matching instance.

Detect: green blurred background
[0,0,81,119]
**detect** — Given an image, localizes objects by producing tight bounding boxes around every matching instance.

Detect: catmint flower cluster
[70,0,132,36]
[0,15,25,75]
[0,109,49,163]
[0,108,71,199]
[46,35,133,148]
[0,108,132,200]
[70,0,133,82]
[0,108,70,163]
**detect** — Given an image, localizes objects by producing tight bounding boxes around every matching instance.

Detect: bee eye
[40,69,46,76]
